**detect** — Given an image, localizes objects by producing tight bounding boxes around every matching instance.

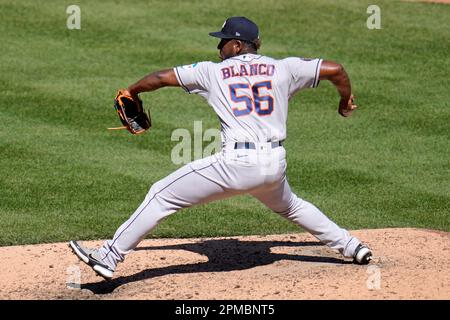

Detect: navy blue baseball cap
[209,17,259,43]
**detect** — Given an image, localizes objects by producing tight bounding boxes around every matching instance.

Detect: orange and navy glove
[112,89,151,135]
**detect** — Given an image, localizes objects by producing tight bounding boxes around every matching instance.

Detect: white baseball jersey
[174,54,322,144]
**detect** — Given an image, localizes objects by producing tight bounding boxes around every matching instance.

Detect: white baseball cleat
[353,243,373,265]
[69,240,115,280]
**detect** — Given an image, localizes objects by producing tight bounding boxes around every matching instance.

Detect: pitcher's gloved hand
[113,89,151,134]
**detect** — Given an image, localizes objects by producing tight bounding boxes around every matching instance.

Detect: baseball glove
[112,89,151,135]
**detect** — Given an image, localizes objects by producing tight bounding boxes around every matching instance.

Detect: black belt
[234,141,283,149]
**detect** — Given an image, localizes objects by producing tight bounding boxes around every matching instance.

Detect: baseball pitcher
[70,17,372,280]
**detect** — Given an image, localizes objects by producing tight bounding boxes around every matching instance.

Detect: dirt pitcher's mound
[1,228,449,300]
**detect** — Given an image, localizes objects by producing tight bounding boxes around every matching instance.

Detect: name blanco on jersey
[221,63,275,79]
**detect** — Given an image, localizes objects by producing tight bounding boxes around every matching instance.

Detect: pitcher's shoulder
[177,61,214,69]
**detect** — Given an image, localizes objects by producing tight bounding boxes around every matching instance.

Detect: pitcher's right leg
[251,172,361,258]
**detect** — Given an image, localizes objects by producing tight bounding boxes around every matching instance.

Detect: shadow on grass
[81,238,352,295]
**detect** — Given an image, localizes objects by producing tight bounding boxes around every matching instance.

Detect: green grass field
[0,0,448,246]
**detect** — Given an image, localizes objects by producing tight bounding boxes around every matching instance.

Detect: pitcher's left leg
[99,155,237,269]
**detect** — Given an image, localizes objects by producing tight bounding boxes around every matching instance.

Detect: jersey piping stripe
[103,159,219,259]
[174,67,191,93]
[313,59,322,88]
[229,54,263,63]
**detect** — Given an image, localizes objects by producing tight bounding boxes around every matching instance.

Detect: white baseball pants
[99,144,360,269]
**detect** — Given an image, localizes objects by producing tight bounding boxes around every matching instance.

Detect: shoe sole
[69,241,114,280]
[354,246,373,265]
